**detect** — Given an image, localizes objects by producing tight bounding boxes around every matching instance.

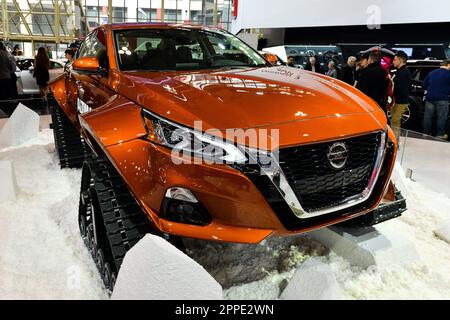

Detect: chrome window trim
[255,131,387,219]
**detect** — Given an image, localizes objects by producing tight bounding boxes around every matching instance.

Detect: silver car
[15,57,65,95]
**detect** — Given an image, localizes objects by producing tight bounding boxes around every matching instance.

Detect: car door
[20,59,40,94]
[49,60,64,83]
[70,28,112,116]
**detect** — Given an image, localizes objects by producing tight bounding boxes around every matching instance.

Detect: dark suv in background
[400,59,450,136]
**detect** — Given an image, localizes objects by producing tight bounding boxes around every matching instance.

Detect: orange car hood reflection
[114,66,385,131]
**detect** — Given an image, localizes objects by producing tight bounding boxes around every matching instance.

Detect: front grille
[233,133,391,231]
[278,132,381,212]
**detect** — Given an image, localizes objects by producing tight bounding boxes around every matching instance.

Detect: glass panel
[114,27,266,71]
[217,0,231,30]
[397,128,450,197]
[199,0,215,26]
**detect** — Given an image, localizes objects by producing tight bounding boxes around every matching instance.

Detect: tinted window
[410,66,438,82]
[114,28,267,71]
[77,29,106,59]
[16,59,34,71]
[50,61,63,69]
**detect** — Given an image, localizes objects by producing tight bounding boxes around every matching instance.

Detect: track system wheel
[78,157,164,294]
[86,224,95,251]
[111,272,117,290]
[50,105,90,169]
[96,248,106,274]
[79,214,87,238]
[103,262,114,291]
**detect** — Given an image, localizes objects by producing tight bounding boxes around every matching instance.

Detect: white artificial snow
[0,129,106,299]
[0,127,449,300]
[0,160,18,202]
[224,166,450,300]
[434,221,450,244]
[0,104,39,148]
[112,234,223,300]
[308,223,420,268]
[280,257,341,300]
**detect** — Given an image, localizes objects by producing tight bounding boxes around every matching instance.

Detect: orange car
[50,23,406,291]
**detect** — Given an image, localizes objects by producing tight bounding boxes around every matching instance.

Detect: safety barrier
[396,128,450,198]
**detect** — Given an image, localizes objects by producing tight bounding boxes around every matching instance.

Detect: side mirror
[72,57,101,74]
[263,53,278,66]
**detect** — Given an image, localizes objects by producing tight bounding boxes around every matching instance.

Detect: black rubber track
[50,105,89,168]
[79,157,154,291]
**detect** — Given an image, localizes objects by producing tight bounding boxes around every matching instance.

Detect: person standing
[325,61,338,78]
[341,56,356,85]
[33,47,50,101]
[354,53,369,87]
[46,45,53,59]
[422,59,450,139]
[12,45,22,56]
[287,56,296,68]
[390,51,412,139]
[64,48,75,71]
[0,42,13,100]
[304,56,323,74]
[356,51,389,110]
[7,49,18,98]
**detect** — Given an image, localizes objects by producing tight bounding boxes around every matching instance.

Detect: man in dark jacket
[391,50,412,139]
[354,53,369,87]
[304,56,323,74]
[422,59,450,139]
[0,42,13,100]
[356,51,389,110]
[341,56,356,85]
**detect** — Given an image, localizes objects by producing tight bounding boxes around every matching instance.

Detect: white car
[15,58,65,95]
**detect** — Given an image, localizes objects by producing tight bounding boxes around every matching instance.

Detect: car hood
[115,66,386,143]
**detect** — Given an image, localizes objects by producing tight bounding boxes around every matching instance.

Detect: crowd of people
[2,40,450,140]
[0,42,76,102]
[287,51,450,140]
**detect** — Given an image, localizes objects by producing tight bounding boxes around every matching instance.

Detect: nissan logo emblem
[327,142,348,170]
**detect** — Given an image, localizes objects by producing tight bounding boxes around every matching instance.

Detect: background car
[15,57,65,95]
[398,59,450,136]
[258,51,286,66]
[263,45,345,72]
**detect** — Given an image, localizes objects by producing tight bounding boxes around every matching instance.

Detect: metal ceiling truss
[0,0,76,43]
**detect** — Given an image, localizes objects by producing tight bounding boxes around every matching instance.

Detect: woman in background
[33,47,50,100]
[326,61,338,78]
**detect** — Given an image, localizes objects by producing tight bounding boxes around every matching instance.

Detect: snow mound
[280,257,341,300]
[0,103,39,148]
[0,160,18,202]
[309,223,420,269]
[111,234,223,300]
[434,221,450,244]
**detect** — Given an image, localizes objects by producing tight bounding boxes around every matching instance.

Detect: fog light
[161,188,211,226]
[165,187,198,203]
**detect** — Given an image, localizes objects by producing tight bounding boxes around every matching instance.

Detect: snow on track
[0,129,449,299]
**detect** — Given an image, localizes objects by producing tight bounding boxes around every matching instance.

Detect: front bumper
[105,129,399,244]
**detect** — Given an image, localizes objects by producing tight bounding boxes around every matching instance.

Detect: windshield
[114,28,267,71]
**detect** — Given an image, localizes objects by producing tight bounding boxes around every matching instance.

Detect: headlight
[141,109,247,164]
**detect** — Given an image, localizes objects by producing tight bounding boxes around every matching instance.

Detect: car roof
[16,57,61,62]
[104,23,220,32]
[407,59,442,66]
